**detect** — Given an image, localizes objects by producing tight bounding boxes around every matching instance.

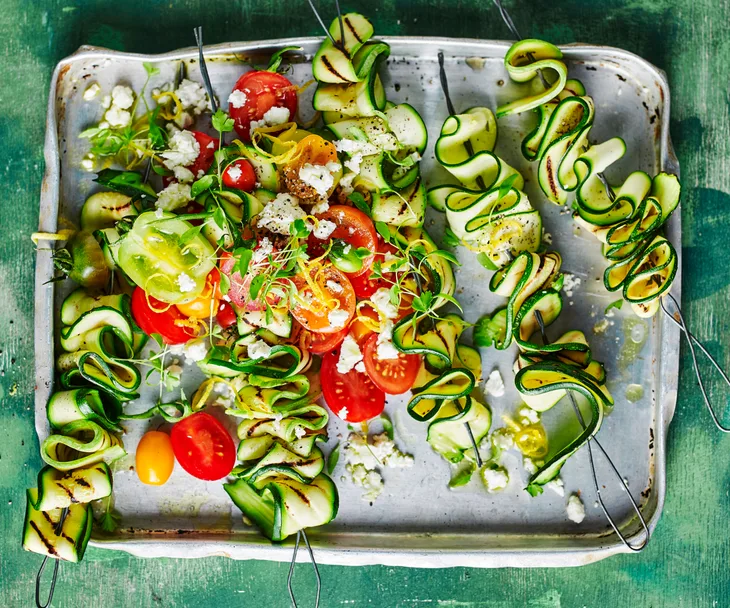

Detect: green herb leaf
[179,224,203,246]
[327,441,341,474]
[605,299,624,314]
[411,290,433,313]
[99,508,121,533]
[290,218,311,239]
[449,462,476,488]
[473,309,507,348]
[354,247,371,259]
[497,173,519,200]
[434,292,463,311]
[431,249,461,266]
[143,62,160,77]
[329,239,364,274]
[191,174,216,198]
[94,169,157,200]
[389,284,400,307]
[150,333,165,349]
[147,107,166,150]
[249,274,266,299]
[442,227,460,248]
[348,191,371,216]
[375,221,392,243]
[266,46,301,73]
[526,483,544,497]
[235,248,253,277]
[212,109,235,133]
[213,207,226,229]
[476,252,498,271]
[380,413,394,440]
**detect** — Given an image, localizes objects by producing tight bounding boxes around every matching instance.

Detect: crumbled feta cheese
[154,207,165,219]
[593,319,610,334]
[161,130,200,170]
[175,79,208,114]
[311,200,330,214]
[183,339,209,363]
[338,407,349,420]
[485,369,505,397]
[294,425,307,439]
[566,494,586,523]
[518,406,540,426]
[545,477,565,497]
[376,338,400,360]
[173,166,195,183]
[111,85,135,110]
[101,94,112,109]
[334,138,378,157]
[344,152,363,175]
[328,308,350,329]
[156,182,192,211]
[249,105,291,137]
[343,244,352,254]
[326,279,343,293]
[523,457,538,475]
[354,361,366,373]
[542,231,553,245]
[344,432,414,501]
[226,163,243,182]
[212,381,237,408]
[248,339,273,360]
[83,82,101,101]
[255,193,306,235]
[313,219,337,240]
[336,334,363,374]
[80,157,95,171]
[104,106,132,128]
[370,288,398,320]
[228,89,248,109]
[562,273,582,297]
[481,466,510,492]
[299,162,342,198]
[491,429,514,450]
[252,237,274,265]
[176,272,196,293]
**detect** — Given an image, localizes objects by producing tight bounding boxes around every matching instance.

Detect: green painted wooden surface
[1,0,728,606]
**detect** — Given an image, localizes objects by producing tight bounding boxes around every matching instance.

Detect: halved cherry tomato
[131,287,196,345]
[291,266,356,333]
[308,206,378,277]
[136,431,175,486]
[175,269,223,319]
[362,333,421,395]
[349,305,378,343]
[320,348,386,422]
[229,71,298,141]
[308,326,348,355]
[222,159,257,191]
[170,412,236,481]
[216,300,237,329]
[188,131,217,178]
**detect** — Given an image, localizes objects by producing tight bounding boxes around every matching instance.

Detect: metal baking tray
[35,36,680,568]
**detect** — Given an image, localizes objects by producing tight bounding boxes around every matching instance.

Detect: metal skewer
[533,310,649,550]
[35,507,68,608]
[493,0,730,433]
[305,0,341,50]
[193,26,218,113]
[287,530,322,608]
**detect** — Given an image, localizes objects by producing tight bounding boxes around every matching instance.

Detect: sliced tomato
[188,131,218,178]
[229,71,298,141]
[216,300,237,329]
[307,326,348,355]
[170,412,236,481]
[362,333,420,395]
[131,287,196,345]
[291,265,356,333]
[320,348,386,422]
[222,159,257,191]
[308,206,378,277]
[175,269,222,319]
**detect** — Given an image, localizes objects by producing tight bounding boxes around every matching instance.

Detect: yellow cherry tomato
[136,431,175,486]
[175,269,222,319]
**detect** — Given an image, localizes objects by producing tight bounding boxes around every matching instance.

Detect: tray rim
[34,35,681,569]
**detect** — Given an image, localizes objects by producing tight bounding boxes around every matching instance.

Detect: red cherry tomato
[130,287,195,345]
[308,206,378,277]
[320,348,386,422]
[188,131,217,178]
[170,412,236,481]
[229,71,298,141]
[361,333,421,395]
[216,300,237,329]
[290,266,356,334]
[307,326,348,355]
[222,159,257,191]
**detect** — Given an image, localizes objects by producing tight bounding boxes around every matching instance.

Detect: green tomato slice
[117,211,215,304]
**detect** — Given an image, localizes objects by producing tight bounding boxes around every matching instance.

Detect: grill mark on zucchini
[345,16,363,43]
[57,483,80,503]
[322,56,347,82]
[247,420,268,437]
[29,521,58,556]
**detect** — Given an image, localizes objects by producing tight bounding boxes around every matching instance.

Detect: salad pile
[23,11,681,569]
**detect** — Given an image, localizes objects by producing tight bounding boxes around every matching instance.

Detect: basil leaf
[476,252,498,271]
[213,207,226,229]
[179,224,203,246]
[605,299,624,313]
[191,175,216,198]
[94,169,157,200]
[497,174,519,200]
[249,274,266,299]
[432,249,461,266]
[375,221,392,243]
[348,191,371,216]
[235,248,253,277]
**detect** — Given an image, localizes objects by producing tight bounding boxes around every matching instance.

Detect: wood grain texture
[1,1,729,606]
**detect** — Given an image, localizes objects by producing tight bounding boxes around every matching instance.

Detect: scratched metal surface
[33,36,680,568]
